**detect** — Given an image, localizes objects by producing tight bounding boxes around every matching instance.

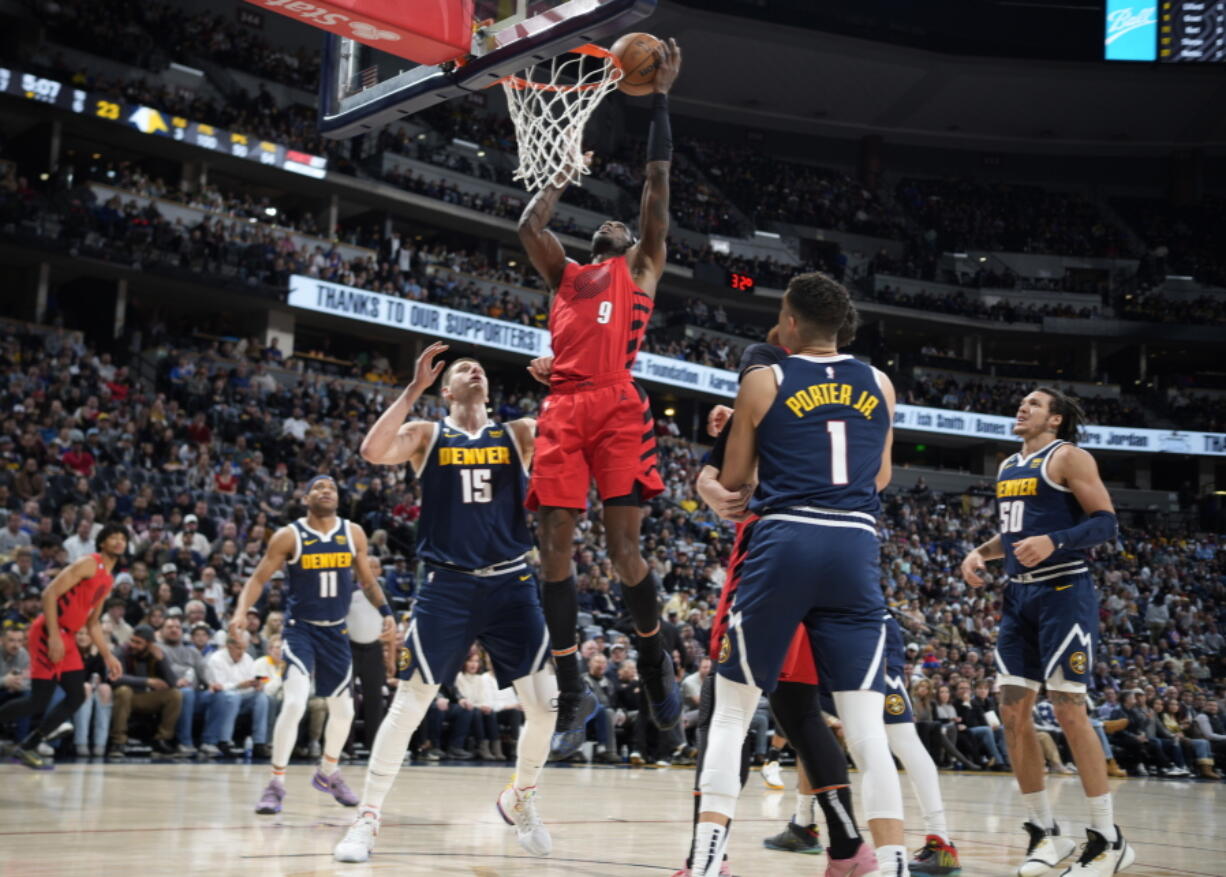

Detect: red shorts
[778,625,818,685]
[28,616,82,680]
[527,377,664,510]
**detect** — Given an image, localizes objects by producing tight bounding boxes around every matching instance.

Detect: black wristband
[647,92,672,163]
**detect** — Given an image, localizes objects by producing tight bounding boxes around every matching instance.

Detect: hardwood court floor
[0,760,1221,876]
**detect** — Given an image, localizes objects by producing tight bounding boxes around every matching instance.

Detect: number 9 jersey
[414,418,532,570]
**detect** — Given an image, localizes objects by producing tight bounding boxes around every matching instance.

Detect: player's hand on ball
[48,634,65,665]
[961,550,988,588]
[653,38,682,93]
[409,341,449,392]
[105,654,122,681]
[527,356,554,385]
[1012,534,1055,568]
[379,615,396,642]
[707,405,733,437]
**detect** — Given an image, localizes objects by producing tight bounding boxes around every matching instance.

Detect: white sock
[793,791,817,827]
[876,843,909,876]
[691,822,728,877]
[271,668,310,770]
[359,678,437,812]
[322,694,354,766]
[1087,793,1118,842]
[512,670,557,791]
[887,722,950,844]
[1022,790,1054,831]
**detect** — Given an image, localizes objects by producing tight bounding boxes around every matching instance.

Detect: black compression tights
[0,671,87,746]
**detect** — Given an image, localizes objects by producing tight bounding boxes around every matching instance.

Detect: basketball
[610,32,663,96]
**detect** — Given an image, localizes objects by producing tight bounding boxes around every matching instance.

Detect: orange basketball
[610,32,663,96]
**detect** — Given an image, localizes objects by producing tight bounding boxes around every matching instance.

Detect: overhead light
[978,256,987,262]
[476,150,486,158]
[264,206,277,217]
[417,133,426,140]
[452,138,479,150]
[664,407,676,417]
[248,217,257,223]
[507,259,517,267]
[38,173,49,181]
[754,230,780,239]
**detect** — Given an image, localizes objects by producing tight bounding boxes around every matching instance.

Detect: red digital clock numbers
[729,272,755,291]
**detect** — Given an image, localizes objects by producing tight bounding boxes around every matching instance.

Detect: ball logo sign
[1105,0,1158,60]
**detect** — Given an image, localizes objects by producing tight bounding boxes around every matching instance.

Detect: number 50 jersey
[415,418,532,570]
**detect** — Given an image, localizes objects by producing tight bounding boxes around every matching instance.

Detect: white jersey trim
[411,422,441,480]
[1039,441,1073,493]
[444,415,491,441]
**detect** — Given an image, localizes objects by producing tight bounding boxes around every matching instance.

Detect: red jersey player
[518,39,683,756]
[1,523,126,769]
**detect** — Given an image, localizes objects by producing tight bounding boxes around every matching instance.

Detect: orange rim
[494,44,623,92]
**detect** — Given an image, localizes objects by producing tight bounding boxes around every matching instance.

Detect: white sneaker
[37,742,54,757]
[334,811,380,863]
[761,760,785,790]
[199,743,222,758]
[496,783,552,856]
[1058,827,1135,876]
[1017,822,1078,877]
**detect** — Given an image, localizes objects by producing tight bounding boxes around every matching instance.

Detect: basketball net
[499,46,622,192]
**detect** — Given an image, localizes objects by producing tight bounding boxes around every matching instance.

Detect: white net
[500,47,623,192]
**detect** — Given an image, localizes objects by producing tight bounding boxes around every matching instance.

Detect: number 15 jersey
[415,418,532,570]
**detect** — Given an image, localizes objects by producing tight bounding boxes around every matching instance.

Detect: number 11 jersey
[414,418,532,570]
[286,518,357,623]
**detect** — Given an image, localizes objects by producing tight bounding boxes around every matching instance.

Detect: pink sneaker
[825,842,881,877]
[671,862,733,876]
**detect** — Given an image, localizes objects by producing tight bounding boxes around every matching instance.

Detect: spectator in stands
[109,624,181,758]
[202,629,270,758]
[158,615,211,756]
[71,626,112,757]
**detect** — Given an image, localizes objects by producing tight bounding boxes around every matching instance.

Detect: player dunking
[0,523,127,769]
[687,273,911,877]
[518,39,683,754]
[231,475,395,815]
[960,390,1134,877]
[333,345,558,863]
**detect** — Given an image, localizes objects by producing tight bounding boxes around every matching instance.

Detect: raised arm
[228,526,295,638]
[517,182,571,291]
[628,38,681,295]
[360,341,447,467]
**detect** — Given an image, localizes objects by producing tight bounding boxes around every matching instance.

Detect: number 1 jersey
[414,418,532,570]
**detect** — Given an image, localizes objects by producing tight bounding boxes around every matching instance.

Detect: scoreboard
[1105,0,1226,60]
[0,67,328,177]
[1160,0,1226,61]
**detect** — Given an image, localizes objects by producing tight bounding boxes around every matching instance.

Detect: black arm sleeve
[706,415,733,470]
[646,93,672,162]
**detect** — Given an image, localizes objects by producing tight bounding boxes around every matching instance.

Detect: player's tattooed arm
[518,181,569,291]
[361,342,448,468]
[508,417,537,469]
[229,526,294,639]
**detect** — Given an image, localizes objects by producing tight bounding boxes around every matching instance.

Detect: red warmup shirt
[549,255,652,386]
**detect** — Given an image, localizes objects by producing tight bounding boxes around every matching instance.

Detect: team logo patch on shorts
[718,634,732,664]
[1068,650,1088,675]
[885,694,906,716]
[397,647,412,672]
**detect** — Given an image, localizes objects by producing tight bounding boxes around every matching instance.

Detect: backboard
[319,0,657,139]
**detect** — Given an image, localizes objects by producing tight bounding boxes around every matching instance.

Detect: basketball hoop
[498,45,623,192]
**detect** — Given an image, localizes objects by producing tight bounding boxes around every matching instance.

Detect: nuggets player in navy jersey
[518,40,684,757]
[231,475,395,815]
[333,343,558,864]
[686,273,912,877]
[961,390,1134,877]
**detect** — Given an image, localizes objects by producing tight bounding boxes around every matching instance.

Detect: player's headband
[306,474,336,492]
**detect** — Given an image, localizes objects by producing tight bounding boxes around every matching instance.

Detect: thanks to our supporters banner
[287,275,1226,457]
